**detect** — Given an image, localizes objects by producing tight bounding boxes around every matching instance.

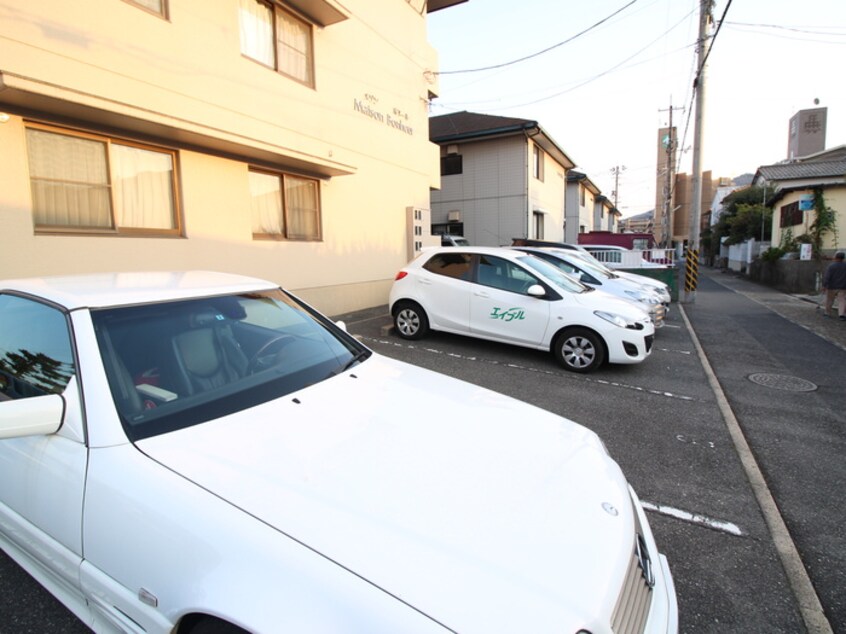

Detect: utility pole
[658,100,683,248]
[683,0,714,304]
[610,165,626,210]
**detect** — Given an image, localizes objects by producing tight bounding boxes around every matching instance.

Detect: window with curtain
[239,0,314,87]
[249,169,321,241]
[26,126,179,235]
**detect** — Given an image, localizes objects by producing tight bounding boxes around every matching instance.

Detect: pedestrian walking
[822,251,846,320]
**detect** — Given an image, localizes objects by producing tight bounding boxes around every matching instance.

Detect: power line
[437,0,639,75]
[725,21,846,36]
[432,40,696,111]
[482,9,695,110]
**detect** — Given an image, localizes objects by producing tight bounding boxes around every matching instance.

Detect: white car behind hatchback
[513,247,667,328]
[390,247,655,373]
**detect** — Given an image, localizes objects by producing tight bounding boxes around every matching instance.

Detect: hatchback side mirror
[527,284,546,298]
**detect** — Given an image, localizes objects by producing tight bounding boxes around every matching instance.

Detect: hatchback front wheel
[554,328,605,373]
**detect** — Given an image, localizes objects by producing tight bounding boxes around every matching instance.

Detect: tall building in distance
[787,107,827,159]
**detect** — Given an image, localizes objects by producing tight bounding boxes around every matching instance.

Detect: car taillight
[395,271,408,281]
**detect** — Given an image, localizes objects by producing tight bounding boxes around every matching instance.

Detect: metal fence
[586,248,676,269]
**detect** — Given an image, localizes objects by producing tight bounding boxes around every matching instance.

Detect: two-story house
[753,145,846,254]
[564,171,602,241]
[0,0,464,315]
[429,111,575,246]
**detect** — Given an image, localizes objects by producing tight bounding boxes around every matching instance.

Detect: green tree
[809,188,838,259]
[713,186,772,246]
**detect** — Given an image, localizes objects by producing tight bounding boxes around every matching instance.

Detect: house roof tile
[757,160,846,182]
[429,111,538,141]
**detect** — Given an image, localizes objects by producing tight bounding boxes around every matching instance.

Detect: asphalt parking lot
[335,265,845,633]
[2,266,844,633]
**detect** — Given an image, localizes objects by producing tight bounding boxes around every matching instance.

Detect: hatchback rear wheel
[554,328,605,373]
[393,301,429,340]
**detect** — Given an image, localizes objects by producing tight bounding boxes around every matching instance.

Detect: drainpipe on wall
[523,126,541,240]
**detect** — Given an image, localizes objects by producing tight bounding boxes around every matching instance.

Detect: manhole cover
[747,373,818,392]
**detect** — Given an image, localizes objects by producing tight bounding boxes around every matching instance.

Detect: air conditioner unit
[448,210,461,222]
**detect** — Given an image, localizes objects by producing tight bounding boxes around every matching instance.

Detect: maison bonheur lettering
[354,99,413,135]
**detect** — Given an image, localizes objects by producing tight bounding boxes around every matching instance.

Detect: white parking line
[657,347,692,355]
[641,501,743,536]
[361,336,697,403]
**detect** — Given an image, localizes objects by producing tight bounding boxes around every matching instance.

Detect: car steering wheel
[246,335,295,374]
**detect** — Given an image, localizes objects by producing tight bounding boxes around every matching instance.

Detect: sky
[426,0,846,218]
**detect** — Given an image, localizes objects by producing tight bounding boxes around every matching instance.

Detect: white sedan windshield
[517,256,590,294]
[92,290,368,440]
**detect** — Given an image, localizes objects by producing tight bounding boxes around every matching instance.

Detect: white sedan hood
[574,287,652,321]
[139,355,636,632]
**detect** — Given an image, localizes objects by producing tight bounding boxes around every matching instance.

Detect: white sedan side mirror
[527,284,546,298]
[0,394,64,439]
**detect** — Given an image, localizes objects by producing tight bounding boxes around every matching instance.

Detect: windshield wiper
[336,349,371,374]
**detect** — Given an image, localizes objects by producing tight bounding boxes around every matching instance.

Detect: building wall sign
[354,94,414,136]
[798,193,814,211]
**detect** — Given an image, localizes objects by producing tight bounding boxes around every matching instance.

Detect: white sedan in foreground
[0,271,677,634]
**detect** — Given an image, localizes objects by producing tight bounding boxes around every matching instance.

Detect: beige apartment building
[0,0,462,315]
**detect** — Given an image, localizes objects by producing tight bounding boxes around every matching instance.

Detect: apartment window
[780,201,803,227]
[533,144,544,181]
[533,211,544,240]
[124,0,167,17]
[26,125,179,235]
[579,184,586,207]
[239,0,314,87]
[249,169,321,240]
[441,154,463,176]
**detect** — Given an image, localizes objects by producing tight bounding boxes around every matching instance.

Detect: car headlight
[594,310,644,330]
[624,289,660,304]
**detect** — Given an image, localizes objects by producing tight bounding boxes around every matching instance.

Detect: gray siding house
[429,112,576,246]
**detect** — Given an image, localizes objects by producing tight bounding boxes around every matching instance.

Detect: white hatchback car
[390,247,655,373]
[0,271,677,633]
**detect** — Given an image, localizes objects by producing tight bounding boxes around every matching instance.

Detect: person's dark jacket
[823,259,846,290]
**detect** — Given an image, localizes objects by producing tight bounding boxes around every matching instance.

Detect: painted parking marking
[657,347,692,355]
[641,501,743,537]
[361,336,697,403]
[676,434,716,448]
